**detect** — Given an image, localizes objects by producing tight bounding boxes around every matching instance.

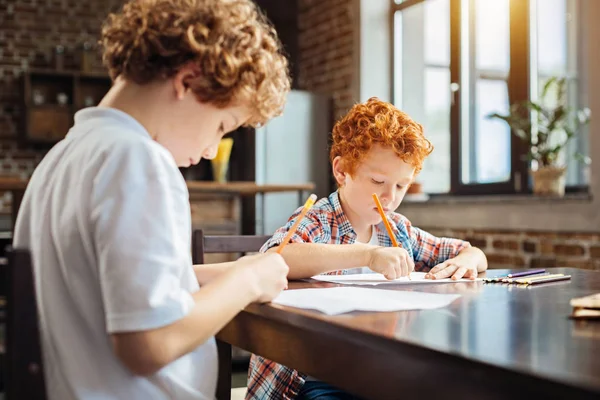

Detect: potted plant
[488,77,591,196]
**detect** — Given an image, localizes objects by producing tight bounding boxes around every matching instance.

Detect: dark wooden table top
[219,267,600,399]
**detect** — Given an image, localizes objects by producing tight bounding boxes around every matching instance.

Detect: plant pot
[530,166,567,197]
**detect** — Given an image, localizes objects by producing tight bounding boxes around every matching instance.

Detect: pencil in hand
[372,193,411,280]
[276,194,318,254]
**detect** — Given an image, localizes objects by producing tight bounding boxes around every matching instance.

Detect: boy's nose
[203,145,218,160]
[380,187,395,207]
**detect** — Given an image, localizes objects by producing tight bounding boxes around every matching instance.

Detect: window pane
[472,79,511,184]
[394,0,450,194]
[535,0,585,187]
[425,0,450,65]
[462,0,511,185]
[537,0,567,75]
[419,68,451,193]
[475,0,509,71]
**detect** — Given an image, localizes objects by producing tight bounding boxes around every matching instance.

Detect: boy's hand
[368,247,415,280]
[425,250,482,280]
[236,253,289,303]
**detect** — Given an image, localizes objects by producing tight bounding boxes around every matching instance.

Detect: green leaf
[541,77,557,100]
[574,153,592,165]
[486,76,591,166]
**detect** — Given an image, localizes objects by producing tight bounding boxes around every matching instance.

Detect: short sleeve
[91,141,195,333]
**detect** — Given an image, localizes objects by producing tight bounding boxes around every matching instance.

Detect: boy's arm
[405,219,471,268]
[456,246,488,272]
[268,242,375,279]
[92,147,288,377]
[193,262,235,285]
[261,209,376,279]
[111,254,287,376]
[403,217,487,279]
[265,208,415,280]
[426,246,487,280]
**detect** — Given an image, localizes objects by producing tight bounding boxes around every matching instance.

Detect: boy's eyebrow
[365,164,386,174]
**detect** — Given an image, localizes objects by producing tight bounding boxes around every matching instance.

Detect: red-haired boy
[246,97,487,400]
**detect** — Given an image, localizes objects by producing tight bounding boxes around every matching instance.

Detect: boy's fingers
[451,266,468,280]
[466,269,478,279]
[397,259,407,278]
[386,264,398,280]
[426,261,448,278]
[403,258,410,277]
[407,253,415,273]
[396,255,406,277]
[432,264,458,280]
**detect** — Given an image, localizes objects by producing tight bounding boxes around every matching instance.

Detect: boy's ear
[332,156,347,186]
[173,63,201,100]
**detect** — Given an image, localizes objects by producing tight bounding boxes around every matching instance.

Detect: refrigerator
[255,90,332,235]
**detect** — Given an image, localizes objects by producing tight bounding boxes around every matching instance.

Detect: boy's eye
[371,179,384,185]
[218,123,225,134]
[397,185,404,190]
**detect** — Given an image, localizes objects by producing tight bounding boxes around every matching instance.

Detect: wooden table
[217,268,600,400]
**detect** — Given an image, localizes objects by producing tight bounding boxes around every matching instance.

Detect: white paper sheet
[273,287,461,315]
[310,272,482,285]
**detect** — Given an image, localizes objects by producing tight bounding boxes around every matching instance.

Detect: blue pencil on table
[507,269,546,278]
[484,269,546,283]
[501,269,547,282]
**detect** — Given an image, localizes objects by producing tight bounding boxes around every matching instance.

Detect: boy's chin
[365,210,384,225]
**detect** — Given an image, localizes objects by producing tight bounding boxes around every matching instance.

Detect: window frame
[391,0,586,196]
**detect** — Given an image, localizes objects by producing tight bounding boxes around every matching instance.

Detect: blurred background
[0,0,599,269]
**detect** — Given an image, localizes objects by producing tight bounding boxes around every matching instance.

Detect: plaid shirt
[246,191,470,400]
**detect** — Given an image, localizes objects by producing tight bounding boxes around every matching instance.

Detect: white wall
[255,91,331,234]
[359,0,600,232]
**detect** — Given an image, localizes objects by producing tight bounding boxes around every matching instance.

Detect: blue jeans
[297,381,363,400]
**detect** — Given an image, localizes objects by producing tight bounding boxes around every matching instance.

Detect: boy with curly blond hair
[246,97,487,400]
[13,0,292,398]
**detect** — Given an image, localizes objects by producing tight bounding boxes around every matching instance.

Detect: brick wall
[0,0,123,214]
[297,0,357,119]
[1,0,358,214]
[423,228,600,271]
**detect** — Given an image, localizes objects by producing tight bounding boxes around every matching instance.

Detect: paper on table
[311,271,482,286]
[273,287,461,315]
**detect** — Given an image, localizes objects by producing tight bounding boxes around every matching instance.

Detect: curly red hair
[330,97,433,174]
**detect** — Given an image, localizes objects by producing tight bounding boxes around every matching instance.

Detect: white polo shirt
[13,107,217,400]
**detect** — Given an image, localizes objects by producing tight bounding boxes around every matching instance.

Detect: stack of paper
[310,271,482,286]
[273,286,461,315]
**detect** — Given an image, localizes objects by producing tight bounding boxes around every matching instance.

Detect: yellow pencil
[276,194,318,254]
[372,193,410,280]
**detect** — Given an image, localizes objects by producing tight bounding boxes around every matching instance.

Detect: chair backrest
[192,229,271,264]
[191,230,271,400]
[5,248,47,400]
